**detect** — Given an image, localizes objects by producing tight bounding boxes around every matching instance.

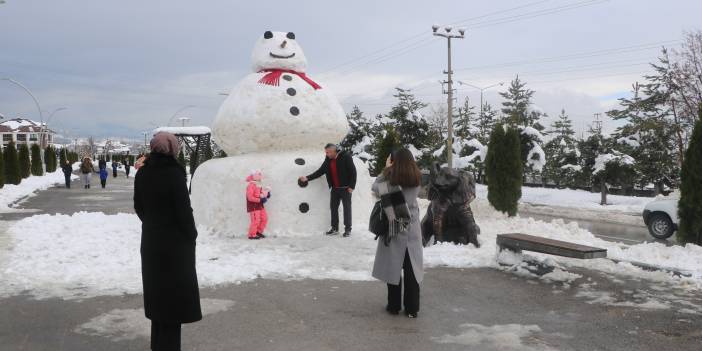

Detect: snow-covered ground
[0,163,79,212]
[476,184,653,214]
[1,199,700,307]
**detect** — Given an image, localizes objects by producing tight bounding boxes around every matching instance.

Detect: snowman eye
[286,32,295,40]
[264,31,273,39]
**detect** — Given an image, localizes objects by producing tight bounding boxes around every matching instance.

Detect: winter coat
[371,176,424,285]
[246,180,270,212]
[99,168,108,180]
[98,159,107,170]
[306,150,357,189]
[80,161,95,174]
[134,152,202,324]
[61,163,73,177]
[112,162,119,170]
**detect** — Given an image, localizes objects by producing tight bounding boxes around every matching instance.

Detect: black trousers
[112,170,117,178]
[125,167,130,177]
[64,175,71,189]
[150,321,181,351]
[100,179,106,188]
[330,188,352,231]
[387,250,420,314]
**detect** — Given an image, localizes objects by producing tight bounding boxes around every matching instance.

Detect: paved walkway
[0,175,700,350]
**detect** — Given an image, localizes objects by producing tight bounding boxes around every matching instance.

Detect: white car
[643,198,679,239]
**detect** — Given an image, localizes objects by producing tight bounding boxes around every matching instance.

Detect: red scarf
[257,69,322,90]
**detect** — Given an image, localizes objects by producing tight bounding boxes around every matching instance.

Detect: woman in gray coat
[371,148,423,318]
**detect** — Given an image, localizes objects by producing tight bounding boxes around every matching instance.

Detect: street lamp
[457,81,504,120]
[432,25,466,168]
[1,77,45,153]
[167,105,195,126]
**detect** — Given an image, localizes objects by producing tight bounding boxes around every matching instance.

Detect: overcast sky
[1,0,701,141]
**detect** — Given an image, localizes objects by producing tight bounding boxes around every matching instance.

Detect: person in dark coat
[298,144,357,237]
[134,132,202,351]
[124,155,132,178]
[98,157,107,170]
[61,160,73,188]
[112,160,119,178]
[372,148,423,319]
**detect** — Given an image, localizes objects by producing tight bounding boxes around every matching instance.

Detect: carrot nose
[280,40,287,48]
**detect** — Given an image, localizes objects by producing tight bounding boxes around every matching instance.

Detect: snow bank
[2,197,701,300]
[0,163,79,212]
[476,184,650,214]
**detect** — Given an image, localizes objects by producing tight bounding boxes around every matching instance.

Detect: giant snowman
[191,31,373,236]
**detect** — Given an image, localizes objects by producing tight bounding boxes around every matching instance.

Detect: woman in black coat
[134,132,201,351]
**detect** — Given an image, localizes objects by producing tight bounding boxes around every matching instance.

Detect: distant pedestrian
[372,148,423,319]
[124,156,131,178]
[61,160,73,189]
[134,132,201,351]
[99,167,108,188]
[80,157,96,189]
[112,161,119,178]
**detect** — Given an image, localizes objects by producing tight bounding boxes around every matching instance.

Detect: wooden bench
[497,233,607,259]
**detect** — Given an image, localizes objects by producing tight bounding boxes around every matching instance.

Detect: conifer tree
[59,148,67,167]
[476,102,498,145]
[341,105,372,150]
[500,75,535,128]
[543,109,579,186]
[178,149,186,168]
[371,127,401,177]
[454,97,477,140]
[4,142,21,185]
[31,144,43,176]
[18,144,30,179]
[387,88,430,150]
[189,150,198,175]
[486,125,522,216]
[677,106,702,245]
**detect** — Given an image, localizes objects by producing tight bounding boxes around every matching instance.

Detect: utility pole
[433,25,465,168]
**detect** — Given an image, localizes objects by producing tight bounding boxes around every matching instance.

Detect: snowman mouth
[270,52,296,59]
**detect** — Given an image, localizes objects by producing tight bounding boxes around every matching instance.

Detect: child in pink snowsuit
[246,170,271,240]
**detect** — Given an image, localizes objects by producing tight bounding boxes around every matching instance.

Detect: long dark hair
[382,148,421,187]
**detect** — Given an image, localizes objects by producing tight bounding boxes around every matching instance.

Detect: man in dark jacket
[299,144,357,237]
[61,160,73,188]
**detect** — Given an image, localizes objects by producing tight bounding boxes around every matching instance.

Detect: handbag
[369,200,389,237]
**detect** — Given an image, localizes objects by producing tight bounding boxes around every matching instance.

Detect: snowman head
[251,31,307,73]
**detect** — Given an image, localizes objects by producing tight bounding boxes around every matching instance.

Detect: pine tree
[30,144,43,176]
[476,102,498,145]
[454,97,477,140]
[189,150,198,175]
[607,82,677,194]
[178,149,186,167]
[677,106,702,245]
[4,142,21,185]
[0,146,5,188]
[340,105,372,150]
[204,141,214,161]
[371,126,401,177]
[486,125,522,216]
[500,75,535,127]
[387,88,430,150]
[59,148,67,167]
[18,144,30,179]
[543,109,579,186]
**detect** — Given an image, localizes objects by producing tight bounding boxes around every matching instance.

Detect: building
[0,118,55,148]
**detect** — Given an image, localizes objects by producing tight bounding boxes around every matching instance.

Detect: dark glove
[267,192,271,198]
[261,198,268,204]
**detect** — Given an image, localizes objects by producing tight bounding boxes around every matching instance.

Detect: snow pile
[521,126,544,142]
[153,126,211,135]
[520,127,545,172]
[0,163,79,211]
[2,197,701,300]
[475,184,651,214]
[351,135,373,160]
[593,151,635,175]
